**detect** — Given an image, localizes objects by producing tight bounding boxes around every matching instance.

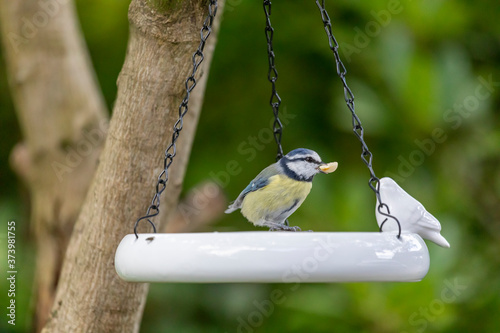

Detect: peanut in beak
[319,162,338,174]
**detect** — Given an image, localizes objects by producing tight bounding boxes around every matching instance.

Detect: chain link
[134,0,218,238]
[314,0,401,237]
[263,0,284,162]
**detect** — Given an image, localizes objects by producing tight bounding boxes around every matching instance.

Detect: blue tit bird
[225,148,338,231]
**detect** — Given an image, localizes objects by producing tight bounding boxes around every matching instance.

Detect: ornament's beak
[318,162,338,174]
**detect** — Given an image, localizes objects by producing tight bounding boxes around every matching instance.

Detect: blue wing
[225,163,280,213]
[241,176,269,196]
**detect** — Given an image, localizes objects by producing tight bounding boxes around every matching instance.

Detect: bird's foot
[269,225,301,232]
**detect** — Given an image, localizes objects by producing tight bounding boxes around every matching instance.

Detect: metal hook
[377,203,402,239]
[134,215,158,239]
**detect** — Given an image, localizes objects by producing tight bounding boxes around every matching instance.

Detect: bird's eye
[306,157,314,163]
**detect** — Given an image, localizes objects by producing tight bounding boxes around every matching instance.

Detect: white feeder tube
[115,232,429,283]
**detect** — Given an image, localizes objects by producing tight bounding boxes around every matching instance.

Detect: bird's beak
[318,162,338,174]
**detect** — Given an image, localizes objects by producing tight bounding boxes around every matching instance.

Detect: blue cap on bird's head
[283,148,321,160]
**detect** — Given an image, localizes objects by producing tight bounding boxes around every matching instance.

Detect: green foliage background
[1,0,499,332]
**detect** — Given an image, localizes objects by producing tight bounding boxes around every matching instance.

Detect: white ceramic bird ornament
[375,177,450,248]
[225,148,338,231]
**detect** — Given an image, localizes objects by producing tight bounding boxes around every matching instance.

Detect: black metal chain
[263,0,284,162]
[134,0,218,238]
[314,0,401,238]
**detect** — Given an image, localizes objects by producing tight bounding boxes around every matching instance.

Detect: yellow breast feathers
[240,174,312,225]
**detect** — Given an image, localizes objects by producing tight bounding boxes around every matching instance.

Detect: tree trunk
[0,1,108,331]
[41,0,223,331]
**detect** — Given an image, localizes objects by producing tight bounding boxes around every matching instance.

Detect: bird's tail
[225,201,238,214]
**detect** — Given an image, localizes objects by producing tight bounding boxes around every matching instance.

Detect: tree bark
[0,1,108,331]
[41,0,223,332]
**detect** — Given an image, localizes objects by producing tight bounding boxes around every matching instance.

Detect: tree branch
[41,0,224,331]
[163,181,227,233]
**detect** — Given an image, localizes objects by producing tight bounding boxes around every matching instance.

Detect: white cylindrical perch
[115,232,429,283]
